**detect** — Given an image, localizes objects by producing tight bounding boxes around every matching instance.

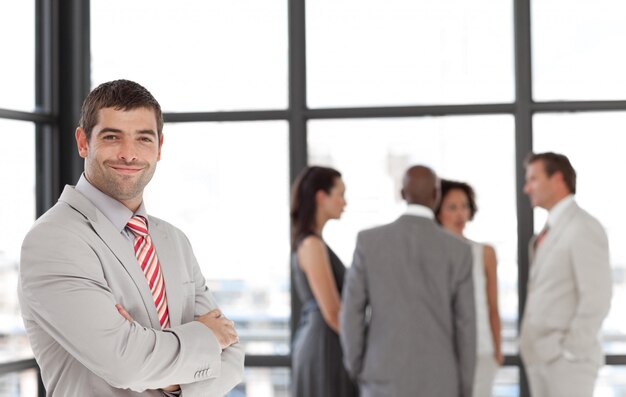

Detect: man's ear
[76,127,89,158]
[551,171,565,185]
[157,133,164,161]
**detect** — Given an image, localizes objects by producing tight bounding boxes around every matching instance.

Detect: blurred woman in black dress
[290,166,358,397]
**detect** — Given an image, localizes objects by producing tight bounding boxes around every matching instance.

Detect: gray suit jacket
[340,215,476,397]
[18,186,244,396]
[520,201,612,366]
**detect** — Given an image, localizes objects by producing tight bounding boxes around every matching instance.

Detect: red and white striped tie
[536,226,549,249]
[127,215,170,329]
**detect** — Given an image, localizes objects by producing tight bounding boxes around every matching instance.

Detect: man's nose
[118,141,138,162]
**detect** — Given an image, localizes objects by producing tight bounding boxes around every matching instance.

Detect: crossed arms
[19,221,244,395]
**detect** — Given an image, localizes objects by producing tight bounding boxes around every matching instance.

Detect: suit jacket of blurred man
[19,185,244,396]
[340,208,476,397]
[520,200,612,370]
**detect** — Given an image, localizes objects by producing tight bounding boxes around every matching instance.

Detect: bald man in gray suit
[340,165,476,397]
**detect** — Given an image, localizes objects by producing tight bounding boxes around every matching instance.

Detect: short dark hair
[525,152,576,194]
[434,179,478,222]
[290,166,342,251]
[79,79,163,140]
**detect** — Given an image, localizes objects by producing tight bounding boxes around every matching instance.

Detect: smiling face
[75,106,163,211]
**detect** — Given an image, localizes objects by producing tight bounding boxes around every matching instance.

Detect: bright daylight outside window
[0,1,34,112]
[9,0,617,395]
[307,0,513,107]
[308,116,518,347]
[90,0,287,112]
[143,122,291,356]
[0,0,37,394]
[532,0,626,101]
[308,116,520,395]
[0,121,37,394]
[90,1,290,394]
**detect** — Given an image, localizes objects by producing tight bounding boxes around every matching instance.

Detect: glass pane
[91,1,287,112]
[307,0,514,108]
[532,0,626,101]
[596,366,626,396]
[0,121,35,361]
[308,116,519,353]
[226,367,289,397]
[0,368,38,397]
[0,1,34,111]
[144,121,290,355]
[493,366,519,397]
[533,112,626,354]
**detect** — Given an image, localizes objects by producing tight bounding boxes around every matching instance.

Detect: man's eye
[103,135,118,140]
[141,137,153,143]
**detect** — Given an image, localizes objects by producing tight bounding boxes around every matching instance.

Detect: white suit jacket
[520,201,612,366]
[18,186,244,396]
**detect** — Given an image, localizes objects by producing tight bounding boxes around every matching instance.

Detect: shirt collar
[547,194,575,228]
[75,173,149,233]
[404,204,435,220]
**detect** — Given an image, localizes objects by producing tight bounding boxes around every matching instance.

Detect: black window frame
[3,0,626,395]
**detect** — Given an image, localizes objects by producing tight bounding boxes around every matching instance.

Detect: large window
[91,0,288,112]
[0,369,38,397]
[308,116,519,353]
[0,122,36,359]
[0,1,35,111]
[494,367,520,397]
[307,0,514,107]
[0,3,38,396]
[227,368,289,397]
[596,366,626,395]
[143,122,291,356]
[532,0,626,101]
[5,0,626,396]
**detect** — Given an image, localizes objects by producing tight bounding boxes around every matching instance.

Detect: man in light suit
[520,152,612,397]
[18,80,244,396]
[340,165,476,397]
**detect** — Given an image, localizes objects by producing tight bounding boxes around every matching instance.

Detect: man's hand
[494,349,504,365]
[115,304,180,392]
[115,304,134,322]
[196,309,239,350]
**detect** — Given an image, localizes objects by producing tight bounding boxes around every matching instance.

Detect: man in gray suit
[340,165,476,397]
[520,152,612,397]
[18,80,244,396]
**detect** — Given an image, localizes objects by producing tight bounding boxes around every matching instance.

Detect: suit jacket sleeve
[562,220,612,357]
[339,232,368,379]
[453,244,476,397]
[180,239,245,396]
[20,221,225,393]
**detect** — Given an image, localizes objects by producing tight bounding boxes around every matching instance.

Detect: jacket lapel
[148,216,183,328]
[59,186,162,329]
[529,202,578,282]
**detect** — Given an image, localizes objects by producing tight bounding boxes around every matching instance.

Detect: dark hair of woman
[290,166,342,251]
[435,179,478,222]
